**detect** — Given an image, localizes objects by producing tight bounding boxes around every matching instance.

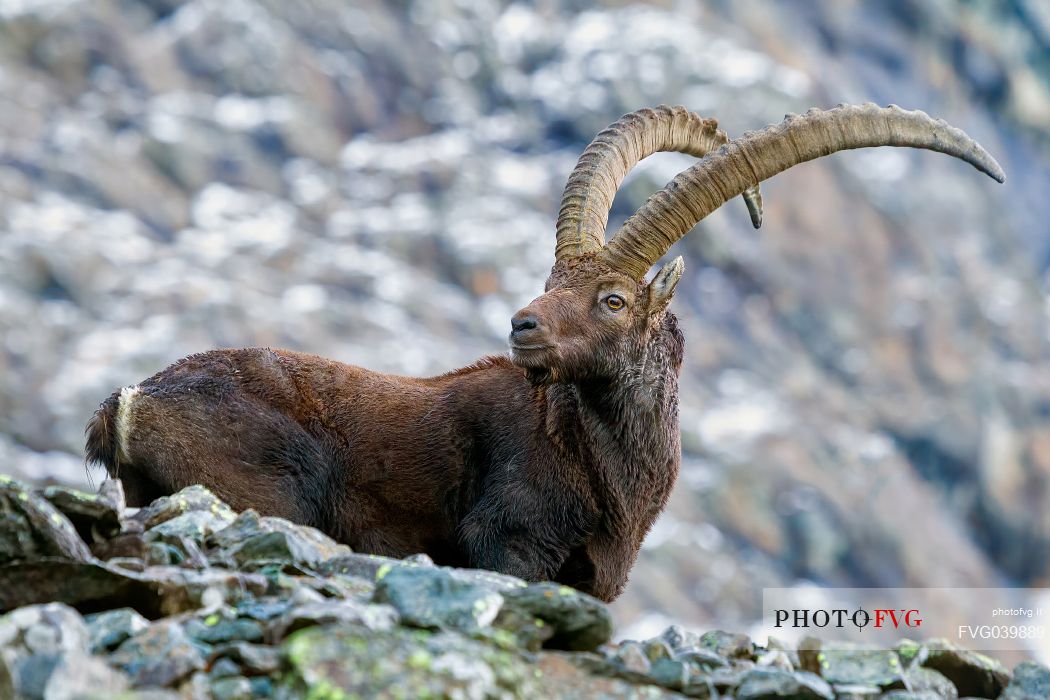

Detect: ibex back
[87,104,1003,601]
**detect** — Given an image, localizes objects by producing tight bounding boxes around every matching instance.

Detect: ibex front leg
[457,471,595,583]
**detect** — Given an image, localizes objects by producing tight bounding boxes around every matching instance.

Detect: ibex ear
[647,256,684,313]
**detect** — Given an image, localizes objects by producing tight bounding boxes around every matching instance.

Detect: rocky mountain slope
[1,0,1049,643]
[2,475,1048,699]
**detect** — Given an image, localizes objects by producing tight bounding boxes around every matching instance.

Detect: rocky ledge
[0,476,1046,700]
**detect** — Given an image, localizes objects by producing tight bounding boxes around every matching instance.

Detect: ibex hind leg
[89,387,336,529]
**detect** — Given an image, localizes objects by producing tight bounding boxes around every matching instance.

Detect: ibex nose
[511,314,538,335]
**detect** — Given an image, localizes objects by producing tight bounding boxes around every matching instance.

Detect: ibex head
[510,254,681,385]
[509,103,1004,386]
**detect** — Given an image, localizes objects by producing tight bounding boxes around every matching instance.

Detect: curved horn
[601,103,1005,280]
[555,105,763,261]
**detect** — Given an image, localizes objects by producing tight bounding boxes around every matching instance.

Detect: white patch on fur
[116,386,141,463]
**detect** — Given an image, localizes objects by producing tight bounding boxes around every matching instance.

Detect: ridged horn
[601,103,1005,280]
[555,105,763,261]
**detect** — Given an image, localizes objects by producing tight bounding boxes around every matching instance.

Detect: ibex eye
[605,294,626,311]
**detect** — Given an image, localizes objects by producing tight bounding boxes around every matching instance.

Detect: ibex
[87,104,1003,601]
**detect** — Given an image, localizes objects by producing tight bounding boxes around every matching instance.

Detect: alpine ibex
[87,104,1003,601]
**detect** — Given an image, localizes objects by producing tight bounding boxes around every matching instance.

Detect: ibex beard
[87,104,1003,602]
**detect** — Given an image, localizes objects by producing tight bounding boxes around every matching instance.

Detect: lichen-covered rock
[589,633,750,696]
[734,667,834,700]
[208,509,350,569]
[148,535,211,569]
[208,642,282,676]
[35,650,130,699]
[1000,661,1050,700]
[0,604,121,699]
[280,623,541,699]
[0,561,158,614]
[147,510,235,547]
[209,657,245,680]
[830,683,881,699]
[91,531,150,564]
[232,598,294,624]
[86,608,150,653]
[801,641,904,687]
[648,657,690,691]
[895,639,926,668]
[706,664,753,693]
[614,641,653,677]
[109,620,207,688]
[445,564,531,593]
[680,672,718,699]
[677,647,731,672]
[699,630,755,660]
[0,476,1040,698]
[533,653,686,698]
[0,603,89,657]
[497,582,612,652]
[373,565,504,633]
[0,477,92,565]
[209,674,256,700]
[0,559,267,616]
[755,646,795,672]
[185,614,264,645]
[135,485,236,531]
[12,652,64,699]
[318,552,408,580]
[901,665,958,699]
[81,689,182,700]
[0,654,13,700]
[764,637,800,668]
[145,567,270,616]
[42,481,123,542]
[224,530,342,571]
[919,639,1011,698]
[268,600,398,641]
[641,638,674,663]
[659,624,701,652]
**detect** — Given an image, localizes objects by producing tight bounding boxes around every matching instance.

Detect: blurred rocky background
[1,0,1048,659]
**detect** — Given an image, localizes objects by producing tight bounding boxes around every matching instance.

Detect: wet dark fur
[86,256,683,601]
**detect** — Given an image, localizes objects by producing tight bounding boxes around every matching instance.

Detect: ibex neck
[575,368,679,466]
[547,315,684,482]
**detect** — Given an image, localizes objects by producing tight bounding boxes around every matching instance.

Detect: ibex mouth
[510,344,555,372]
[510,343,552,351]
